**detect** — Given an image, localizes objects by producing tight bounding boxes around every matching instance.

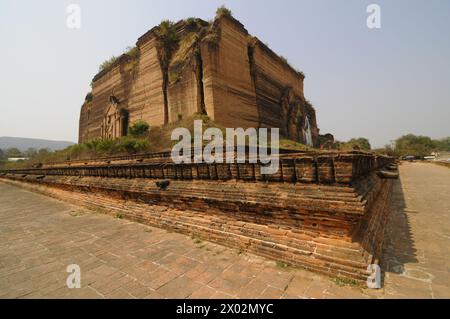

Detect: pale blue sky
[0,0,449,147]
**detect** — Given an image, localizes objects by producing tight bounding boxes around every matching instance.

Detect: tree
[0,148,5,160]
[346,138,371,151]
[433,137,450,152]
[6,148,22,158]
[394,134,436,157]
[373,145,396,156]
[24,148,37,158]
[38,148,50,156]
[216,5,233,18]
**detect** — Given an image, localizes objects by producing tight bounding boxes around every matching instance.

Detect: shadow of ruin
[380,176,418,281]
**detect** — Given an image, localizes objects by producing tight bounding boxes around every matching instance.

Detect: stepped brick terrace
[0,150,395,282]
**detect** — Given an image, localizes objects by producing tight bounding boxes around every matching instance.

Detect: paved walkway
[381,162,450,298]
[0,162,449,298]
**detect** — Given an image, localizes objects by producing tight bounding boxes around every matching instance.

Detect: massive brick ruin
[0,150,396,282]
[79,14,319,145]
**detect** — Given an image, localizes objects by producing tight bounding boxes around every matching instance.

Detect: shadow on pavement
[381,176,418,278]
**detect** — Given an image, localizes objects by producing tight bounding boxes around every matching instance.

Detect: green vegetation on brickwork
[216,5,232,18]
[129,120,150,137]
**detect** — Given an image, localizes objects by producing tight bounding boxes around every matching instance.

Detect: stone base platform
[0,151,394,282]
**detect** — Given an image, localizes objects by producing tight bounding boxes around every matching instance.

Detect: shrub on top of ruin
[129,120,150,137]
[157,20,179,67]
[124,46,139,60]
[216,5,232,18]
[123,46,140,75]
[185,17,198,28]
[99,55,119,72]
[158,20,178,44]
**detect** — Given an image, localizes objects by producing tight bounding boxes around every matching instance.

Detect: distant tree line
[330,134,449,158]
[373,135,450,157]
[0,148,51,160]
[335,137,372,151]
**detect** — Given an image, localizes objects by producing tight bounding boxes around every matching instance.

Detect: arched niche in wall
[101,96,129,139]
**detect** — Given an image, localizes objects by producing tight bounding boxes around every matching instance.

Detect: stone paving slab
[0,162,449,298]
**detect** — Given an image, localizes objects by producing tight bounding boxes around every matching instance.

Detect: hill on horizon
[0,136,75,151]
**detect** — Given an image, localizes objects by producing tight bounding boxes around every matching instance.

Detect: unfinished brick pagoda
[79,14,319,146]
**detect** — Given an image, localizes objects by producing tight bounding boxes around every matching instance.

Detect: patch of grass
[90,208,104,215]
[98,46,140,74]
[99,55,119,72]
[115,213,124,219]
[331,277,359,287]
[279,139,312,152]
[69,210,85,217]
[276,260,289,269]
[191,235,203,244]
[124,46,139,60]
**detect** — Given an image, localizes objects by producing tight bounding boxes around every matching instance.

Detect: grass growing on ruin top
[216,5,232,18]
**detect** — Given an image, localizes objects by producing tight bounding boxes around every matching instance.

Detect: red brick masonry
[0,151,394,282]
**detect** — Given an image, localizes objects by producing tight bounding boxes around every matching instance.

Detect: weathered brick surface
[0,152,394,282]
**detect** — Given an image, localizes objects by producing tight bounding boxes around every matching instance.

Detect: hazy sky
[0,0,449,147]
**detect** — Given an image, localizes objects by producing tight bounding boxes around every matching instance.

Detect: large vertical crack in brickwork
[156,22,180,125]
[156,46,171,125]
[247,43,261,127]
[162,69,170,124]
[195,50,207,115]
